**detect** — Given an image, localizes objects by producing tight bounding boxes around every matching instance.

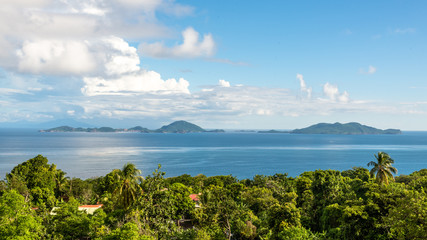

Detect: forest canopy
[1,154,426,239]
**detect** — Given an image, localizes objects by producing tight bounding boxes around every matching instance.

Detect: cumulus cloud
[296,73,312,98]
[81,36,190,96]
[219,79,230,87]
[101,37,141,76]
[0,0,194,74]
[17,40,96,75]
[323,83,349,103]
[139,27,216,58]
[81,71,190,96]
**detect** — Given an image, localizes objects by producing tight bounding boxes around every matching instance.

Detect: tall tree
[0,190,44,238]
[367,152,398,185]
[113,163,143,209]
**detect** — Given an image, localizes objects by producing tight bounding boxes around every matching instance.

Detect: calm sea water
[1,129,427,179]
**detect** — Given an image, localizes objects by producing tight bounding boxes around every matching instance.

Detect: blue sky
[0,1,426,130]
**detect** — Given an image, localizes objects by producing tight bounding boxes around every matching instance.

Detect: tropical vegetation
[1,153,426,239]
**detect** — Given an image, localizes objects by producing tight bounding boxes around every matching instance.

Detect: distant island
[40,121,401,135]
[40,120,225,133]
[291,122,401,135]
[258,130,290,134]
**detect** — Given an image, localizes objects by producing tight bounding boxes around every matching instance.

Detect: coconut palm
[54,170,69,199]
[113,163,144,209]
[367,152,398,185]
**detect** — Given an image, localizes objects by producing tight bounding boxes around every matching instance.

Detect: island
[39,120,224,133]
[258,130,290,134]
[291,122,401,135]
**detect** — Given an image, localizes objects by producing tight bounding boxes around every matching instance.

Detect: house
[78,204,103,214]
[50,204,103,215]
[189,193,201,208]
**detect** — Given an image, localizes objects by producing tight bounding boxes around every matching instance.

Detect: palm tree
[367,152,398,185]
[113,163,144,209]
[54,170,69,200]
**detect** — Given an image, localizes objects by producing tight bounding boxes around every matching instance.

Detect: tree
[0,190,44,239]
[54,169,69,200]
[49,198,91,239]
[113,163,144,209]
[367,152,398,185]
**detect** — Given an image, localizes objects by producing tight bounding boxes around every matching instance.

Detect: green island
[259,122,401,135]
[41,121,400,135]
[40,120,225,133]
[1,153,425,239]
[291,122,401,134]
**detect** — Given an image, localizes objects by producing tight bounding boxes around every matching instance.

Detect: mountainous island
[39,120,225,133]
[258,122,401,135]
[41,121,400,135]
[291,122,401,135]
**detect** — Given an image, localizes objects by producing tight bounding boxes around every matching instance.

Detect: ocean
[1,129,427,179]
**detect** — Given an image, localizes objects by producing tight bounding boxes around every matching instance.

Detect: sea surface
[1,129,427,179]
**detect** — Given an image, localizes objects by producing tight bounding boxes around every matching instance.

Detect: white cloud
[115,0,194,16]
[101,36,141,76]
[139,27,216,58]
[81,36,190,96]
[296,73,312,98]
[323,82,349,103]
[219,79,230,87]
[0,88,30,95]
[17,40,96,75]
[75,84,368,124]
[81,71,190,96]
[0,0,193,74]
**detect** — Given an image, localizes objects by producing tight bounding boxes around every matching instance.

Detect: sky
[0,0,426,130]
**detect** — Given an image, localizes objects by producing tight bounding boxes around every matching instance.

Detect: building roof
[78,204,103,208]
[50,204,103,215]
[189,194,200,201]
[78,204,103,214]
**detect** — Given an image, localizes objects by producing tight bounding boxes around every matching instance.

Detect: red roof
[79,204,103,208]
[189,194,200,201]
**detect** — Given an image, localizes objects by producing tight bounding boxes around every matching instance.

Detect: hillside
[155,120,206,133]
[291,122,401,135]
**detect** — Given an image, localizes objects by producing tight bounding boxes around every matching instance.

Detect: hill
[155,120,206,133]
[128,126,151,133]
[291,122,401,135]
[40,121,215,133]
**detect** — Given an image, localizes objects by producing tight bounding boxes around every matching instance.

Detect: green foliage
[278,226,322,240]
[341,167,370,181]
[0,190,45,239]
[104,222,153,240]
[383,189,427,239]
[368,152,398,185]
[48,198,91,239]
[1,155,426,239]
[112,163,143,210]
[6,154,68,206]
